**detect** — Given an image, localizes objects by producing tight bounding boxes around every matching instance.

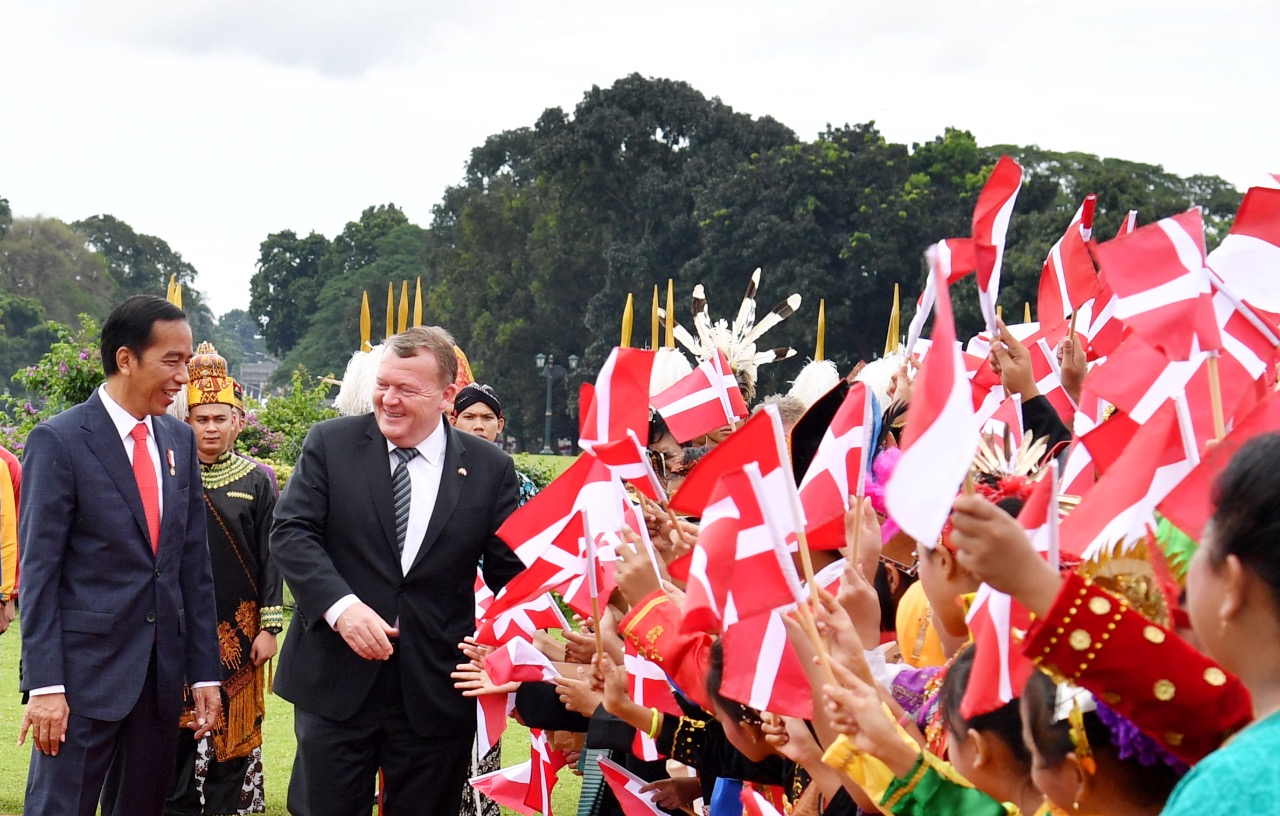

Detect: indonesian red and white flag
[797,382,873,543]
[973,156,1024,333]
[1059,402,1193,560]
[681,465,804,634]
[597,757,665,816]
[960,583,1036,720]
[592,430,667,502]
[625,643,681,760]
[579,348,656,451]
[1096,209,1223,360]
[475,592,571,647]
[886,257,980,549]
[1116,209,1139,238]
[982,394,1024,454]
[907,238,976,355]
[1208,187,1280,313]
[484,638,563,686]
[720,609,815,720]
[1038,197,1099,327]
[1159,389,1280,540]
[525,729,568,816]
[651,348,748,443]
[470,761,536,816]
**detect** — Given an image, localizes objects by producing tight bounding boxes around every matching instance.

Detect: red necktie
[130,423,161,554]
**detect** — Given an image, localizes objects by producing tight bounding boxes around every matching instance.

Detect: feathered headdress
[658,268,801,401]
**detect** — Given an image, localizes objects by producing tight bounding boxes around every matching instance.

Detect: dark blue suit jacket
[18,390,221,722]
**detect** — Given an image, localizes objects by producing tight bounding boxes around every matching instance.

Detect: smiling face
[112,319,194,418]
[187,402,236,463]
[373,351,457,448]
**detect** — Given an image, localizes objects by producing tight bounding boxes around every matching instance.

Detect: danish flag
[720,609,814,720]
[1208,187,1280,314]
[1038,196,1099,327]
[651,348,749,443]
[624,643,681,761]
[597,757,666,816]
[1096,209,1223,360]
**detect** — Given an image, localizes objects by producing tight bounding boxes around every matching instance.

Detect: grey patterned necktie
[392,447,419,555]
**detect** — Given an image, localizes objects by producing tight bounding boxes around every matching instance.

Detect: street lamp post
[534,353,578,455]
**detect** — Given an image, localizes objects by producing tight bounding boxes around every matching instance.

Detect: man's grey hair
[385,326,458,386]
[753,393,806,428]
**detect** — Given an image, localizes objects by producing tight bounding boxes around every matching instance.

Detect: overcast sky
[3,0,1276,317]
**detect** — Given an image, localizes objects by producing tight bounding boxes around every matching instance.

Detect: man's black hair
[100,295,187,376]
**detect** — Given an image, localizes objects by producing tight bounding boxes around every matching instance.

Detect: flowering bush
[235,410,288,461]
[2,315,104,457]
[252,367,337,468]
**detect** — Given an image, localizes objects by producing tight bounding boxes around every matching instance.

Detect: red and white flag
[592,430,667,502]
[476,691,511,757]
[1159,389,1280,540]
[625,643,681,761]
[475,592,571,647]
[484,638,563,686]
[960,583,1036,720]
[498,455,619,566]
[1208,186,1280,313]
[720,609,814,720]
[797,382,873,545]
[1038,197,1099,327]
[907,237,976,355]
[651,349,749,443]
[470,761,536,816]
[1059,403,1193,560]
[668,405,788,517]
[886,255,980,549]
[486,513,588,625]
[1116,209,1139,238]
[526,729,568,816]
[1018,464,1059,567]
[742,789,788,816]
[597,757,665,816]
[579,348,656,451]
[681,466,803,634]
[973,156,1024,333]
[1096,209,1223,360]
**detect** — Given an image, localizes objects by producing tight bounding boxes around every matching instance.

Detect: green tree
[0,292,57,394]
[0,195,11,241]
[0,217,117,323]
[248,230,330,357]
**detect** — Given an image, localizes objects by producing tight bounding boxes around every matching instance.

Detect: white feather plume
[650,347,694,396]
[335,344,387,416]
[852,351,907,410]
[788,359,840,410]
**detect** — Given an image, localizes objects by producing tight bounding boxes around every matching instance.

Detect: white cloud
[2,0,1277,316]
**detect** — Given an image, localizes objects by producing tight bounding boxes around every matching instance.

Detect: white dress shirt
[323,421,447,629]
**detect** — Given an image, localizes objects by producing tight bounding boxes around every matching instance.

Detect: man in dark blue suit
[18,295,223,816]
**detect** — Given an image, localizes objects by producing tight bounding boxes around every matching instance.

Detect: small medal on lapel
[458,467,468,477]
[167,449,176,476]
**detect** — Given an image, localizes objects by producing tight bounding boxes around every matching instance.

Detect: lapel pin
[458,467,468,477]
[167,449,176,476]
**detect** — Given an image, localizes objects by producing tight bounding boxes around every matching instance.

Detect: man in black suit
[18,295,222,815]
[272,325,524,815]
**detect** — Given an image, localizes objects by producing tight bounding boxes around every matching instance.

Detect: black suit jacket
[18,391,221,721]
[271,415,522,736]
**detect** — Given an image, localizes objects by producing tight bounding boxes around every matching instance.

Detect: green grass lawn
[0,616,580,815]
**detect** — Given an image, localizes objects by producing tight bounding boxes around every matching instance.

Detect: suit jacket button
[397,585,406,597]
[155,568,162,577]
[146,612,156,623]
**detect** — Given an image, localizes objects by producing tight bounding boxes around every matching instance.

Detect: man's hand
[19,693,69,756]
[335,602,397,660]
[187,686,222,740]
[989,319,1038,399]
[554,667,604,717]
[249,630,278,667]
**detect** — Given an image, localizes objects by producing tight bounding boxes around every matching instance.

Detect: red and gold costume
[619,589,715,713]
[1021,571,1252,766]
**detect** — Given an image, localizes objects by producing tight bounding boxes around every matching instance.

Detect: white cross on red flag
[650,348,748,443]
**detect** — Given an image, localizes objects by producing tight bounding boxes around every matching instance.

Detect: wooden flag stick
[1207,353,1226,440]
[590,592,606,669]
[795,527,821,610]
[1068,309,1079,340]
[793,593,837,687]
[963,469,976,496]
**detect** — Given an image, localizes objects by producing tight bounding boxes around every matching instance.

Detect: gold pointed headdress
[185,342,238,408]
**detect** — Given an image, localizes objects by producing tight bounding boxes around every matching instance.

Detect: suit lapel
[80,393,154,554]
[409,424,465,573]
[360,420,400,560]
